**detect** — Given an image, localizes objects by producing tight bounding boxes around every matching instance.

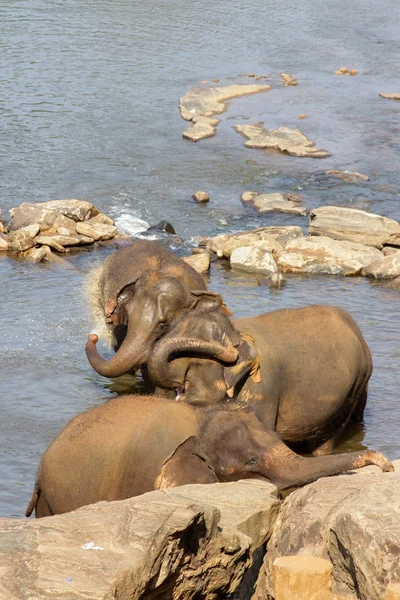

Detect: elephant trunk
[148,336,238,389]
[85,331,149,378]
[261,441,394,490]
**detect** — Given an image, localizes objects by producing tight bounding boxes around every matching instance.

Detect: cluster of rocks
[3,463,399,599]
[200,206,400,289]
[0,199,127,263]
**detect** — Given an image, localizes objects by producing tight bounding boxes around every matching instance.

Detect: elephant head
[86,277,236,379]
[148,294,260,404]
[155,403,394,491]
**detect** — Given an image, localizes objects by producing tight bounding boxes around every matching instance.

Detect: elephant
[85,239,227,379]
[25,394,393,517]
[148,298,373,455]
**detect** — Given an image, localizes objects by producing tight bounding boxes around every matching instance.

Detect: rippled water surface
[1,0,400,517]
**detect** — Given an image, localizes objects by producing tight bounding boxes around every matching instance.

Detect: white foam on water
[114,213,149,236]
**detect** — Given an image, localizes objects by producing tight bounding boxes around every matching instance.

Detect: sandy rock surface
[277,236,382,276]
[0,480,279,600]
[255,462,400,600]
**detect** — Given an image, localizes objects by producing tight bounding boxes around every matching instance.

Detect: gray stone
[8,224,40,252]
[0,480,279,600]
[256,464,400,600]
[234,122,331,158]
[241,191,307,215]
[76,222,118,241]
[277,236,382,276]
[180,84,271,141]
[361,253,400,279]
[309,206,400,248]
[183,252,211,273]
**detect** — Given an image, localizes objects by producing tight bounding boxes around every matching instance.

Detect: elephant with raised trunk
[148,299,373,455]
[85,239,228,379]
[25,394,392,517]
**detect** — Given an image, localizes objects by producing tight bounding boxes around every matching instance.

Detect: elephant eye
[246,457,257,466]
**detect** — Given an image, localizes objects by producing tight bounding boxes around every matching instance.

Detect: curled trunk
[148,336,238,389]
[85,332,149,378]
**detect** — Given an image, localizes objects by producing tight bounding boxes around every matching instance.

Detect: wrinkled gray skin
[85,239,216,379]
[25,395,393,518]
[148,300,373,455]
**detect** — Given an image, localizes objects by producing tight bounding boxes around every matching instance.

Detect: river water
[1,0,400,518]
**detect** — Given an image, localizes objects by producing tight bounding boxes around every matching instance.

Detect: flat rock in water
[277,236,382,276]
[325,169,369,182]
[8,224,40,252]
[1,480,279,600]
[180,84,271,141]
[241,191,307,215]
[309,206,400,248]
[76,222,118,241]
[7,200,95,232]
[183,252,211,273]
[361,253,400,279]
[255,464,400,600]
[234,122,331,158]
[379,93,400,100]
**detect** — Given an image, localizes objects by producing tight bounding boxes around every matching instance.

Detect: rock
[230,246,283,282]
[334,67,358,76]
[0,208,7,233]
[256,464,400,600]
[280,73,298,86]
[379,93,400,100]
[183,252,211,273]
[241,191,307,216]
[147,220,176,234]
[387,583,400,599]
[298,114,307,119]
[192,191,210,203]
[277,236,382,276]
[26,245,52,263]
[309,206,400,248]
[257,273,285,289]
[8,224,40,252]
[1,480,279,600]
[36,235,83,252]
[7,199,95,232]
[87,213,115,226]
[205,226,303,257]
[180,84,271,141]
[234,123,331,158]
[56,226,73,236]
[0,236,9,251]
[183,115,220,141]
[381,276,400,290]
[272,555,333,599]
[361,253,400,279]
[382,247,400,257]
[76,222,118,241]
[325,170,369,182]
[77,234,95,245]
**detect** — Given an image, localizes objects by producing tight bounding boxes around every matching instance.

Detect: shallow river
[1,0,400,518]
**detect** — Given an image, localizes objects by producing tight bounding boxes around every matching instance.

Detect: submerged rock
[325,169,369,182]
[241,191,307,215]
[277,236,382,276]
[179,84,271,141]
[309,206,400,248]
[147,220,176,234]
[234,122,331,158]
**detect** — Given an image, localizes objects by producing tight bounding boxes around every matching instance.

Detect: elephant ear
[224,332,261,397]
[189,290,233,316]
[154,436,218,489]
[104,280,138,320]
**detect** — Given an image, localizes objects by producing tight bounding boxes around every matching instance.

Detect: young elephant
[25,395,393,518]
[86,239,217,378]
[148,300,373,455]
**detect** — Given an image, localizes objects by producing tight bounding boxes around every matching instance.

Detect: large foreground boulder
[254,462,400,600]
[0,480,279,600]
[309,206,400,248]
